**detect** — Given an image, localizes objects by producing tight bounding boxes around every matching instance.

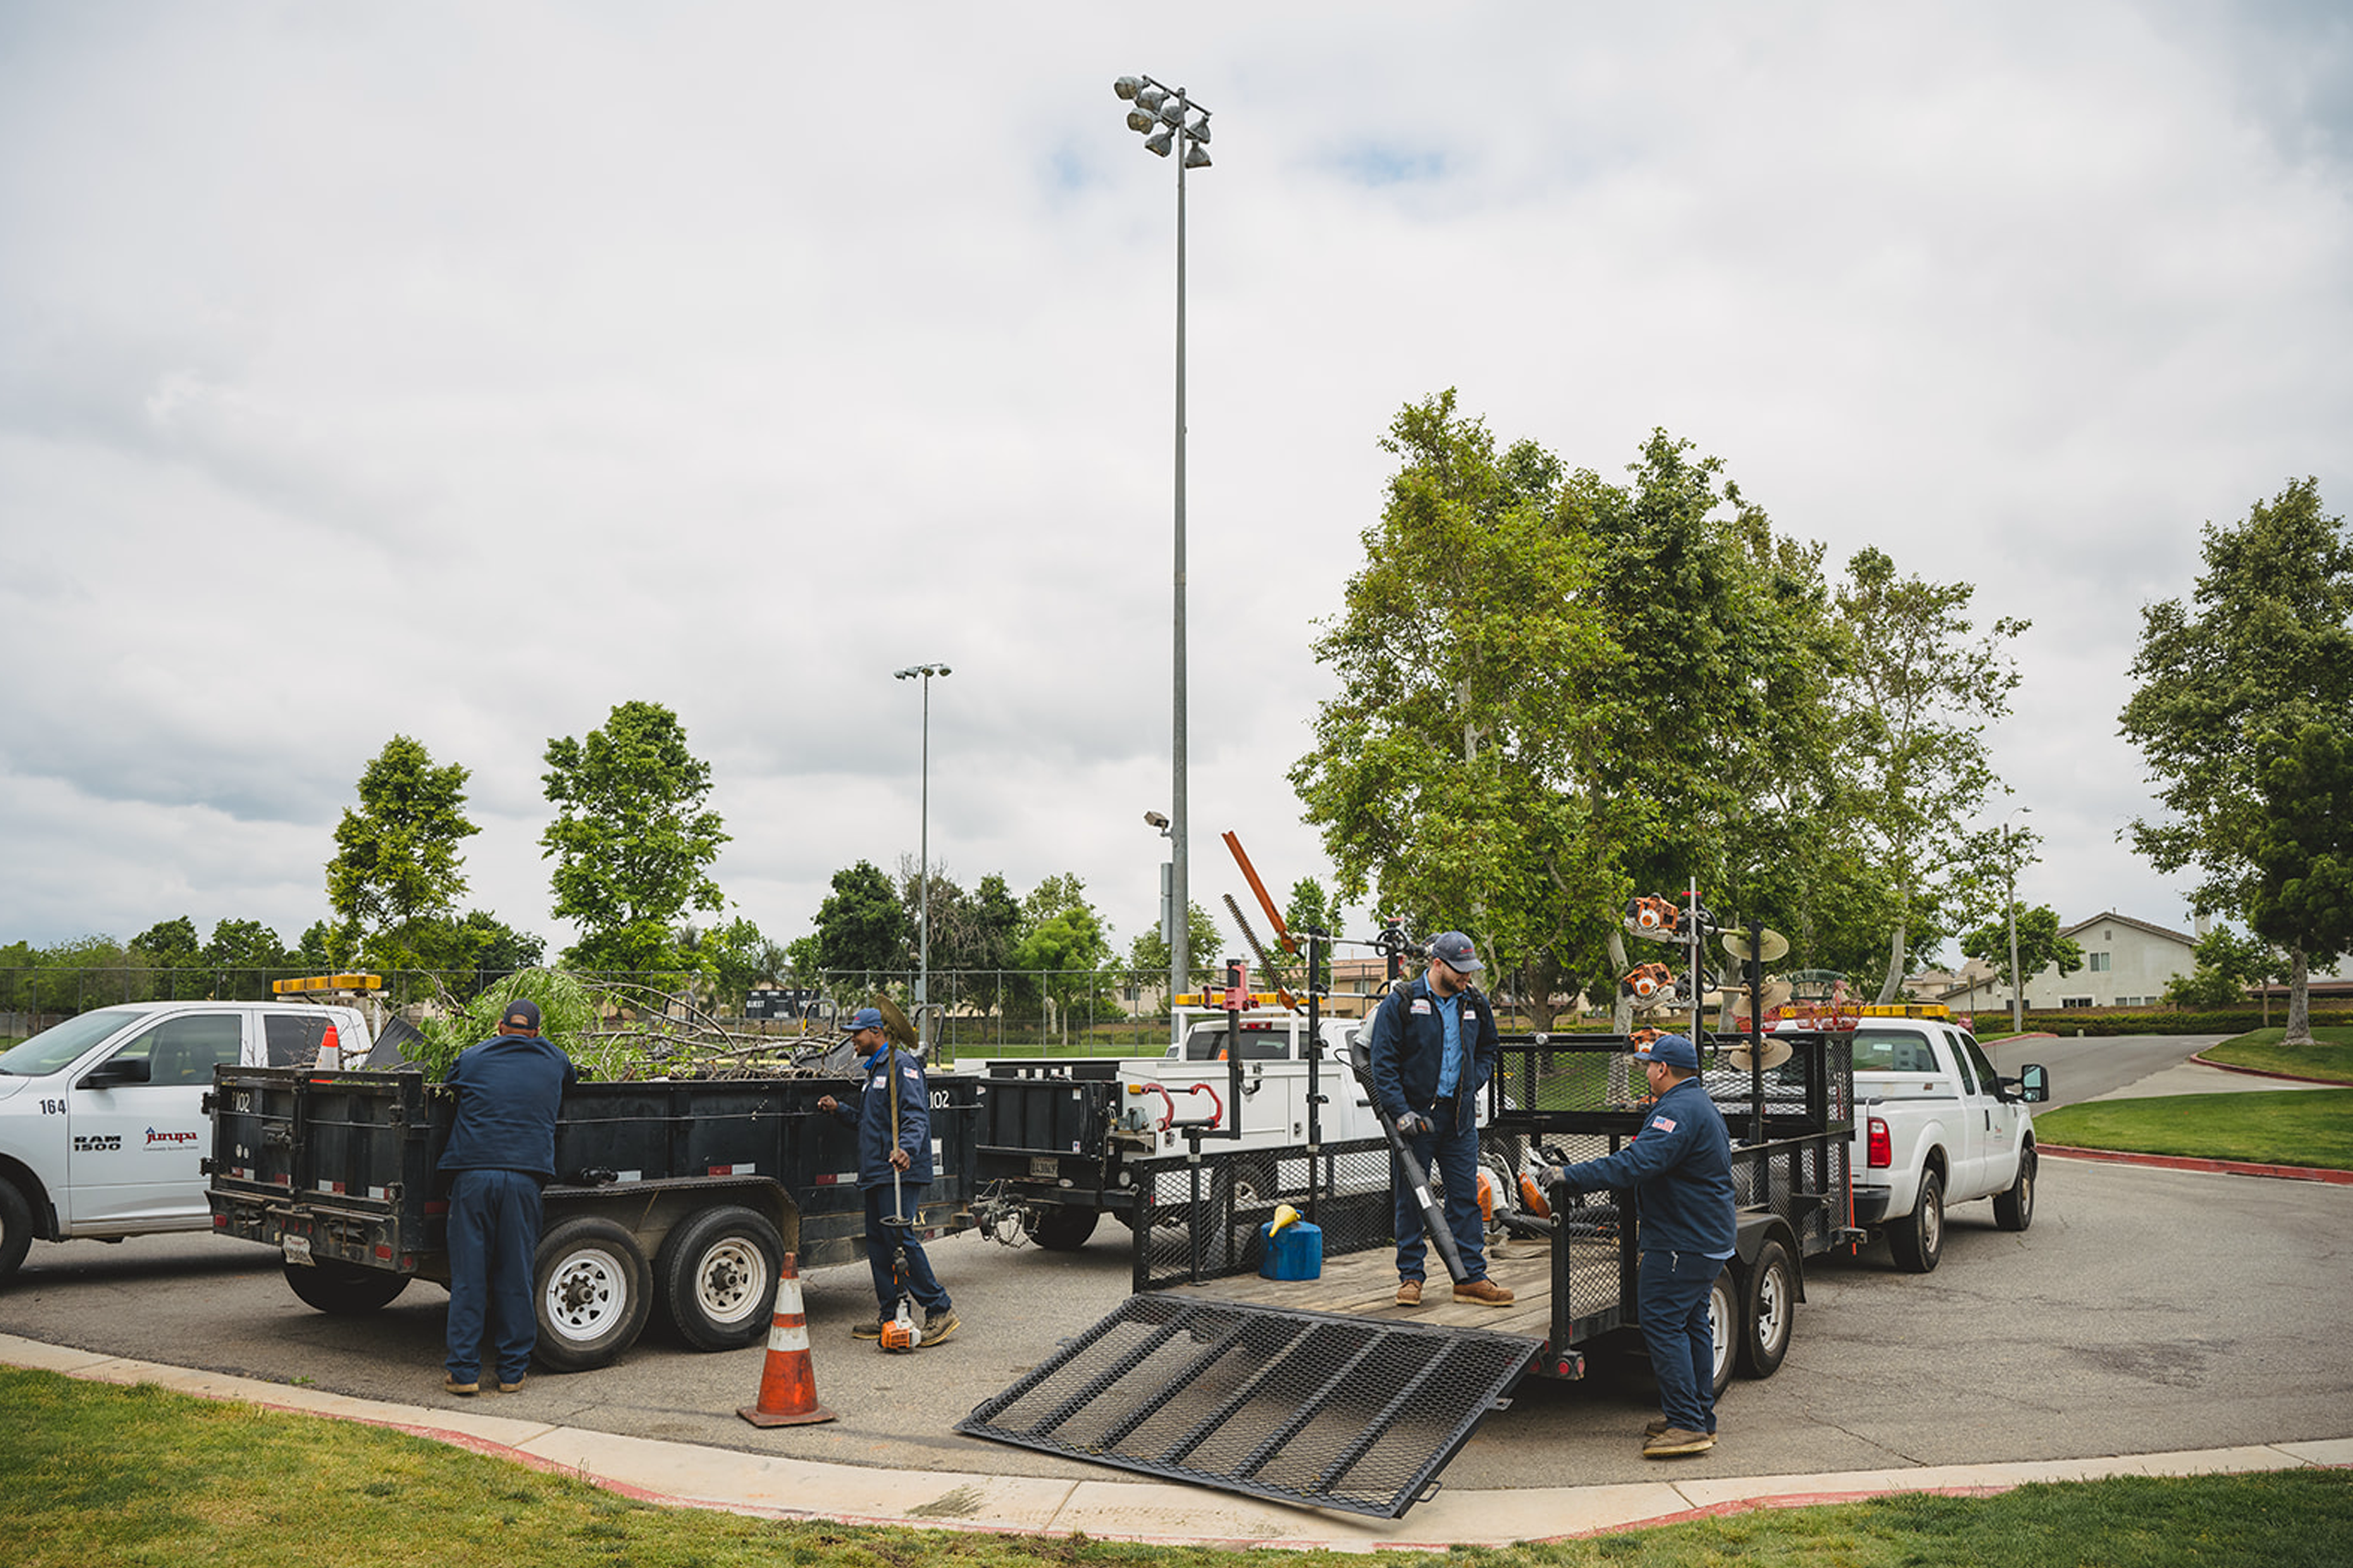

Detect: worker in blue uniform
[818,1008,959,1346]
[438,997,577,1396]
[1546,1031,1735,1457]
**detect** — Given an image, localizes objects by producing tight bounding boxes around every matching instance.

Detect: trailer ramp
[957,1293,1540,1519]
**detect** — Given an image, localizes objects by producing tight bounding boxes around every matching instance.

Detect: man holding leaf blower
[1366,931,1515,1310]
[818,1007,959,1348]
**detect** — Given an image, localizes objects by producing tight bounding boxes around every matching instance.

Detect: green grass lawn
[2,1368,2347,1568]
[2035,1088,2353,1168]
[2200,1027,2353,1082]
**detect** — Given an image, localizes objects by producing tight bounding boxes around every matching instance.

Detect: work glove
[1395,1111,1434,1138]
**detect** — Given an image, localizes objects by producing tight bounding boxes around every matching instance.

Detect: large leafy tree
[1016,873,1113,1042]
[203,918,295,999]
[1959,904,2083,994]
[2248,722,2353,1045]
[2120,479,2353,1029]
[327,735,481,972]
[812,859,912,981]
[542,700,730,972]
[1127,901,1219,991]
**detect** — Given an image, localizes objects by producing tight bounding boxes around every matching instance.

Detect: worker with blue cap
[818,1007,959,1346]
[1546,1031,1734,1459]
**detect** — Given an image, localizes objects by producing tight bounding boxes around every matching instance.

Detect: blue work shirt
[1366,973,1498,1135]
[1435,992,1463,1097]
[1556,1074,1736,1257]
[438,1031,578,1180]
[827,1043,936,1189]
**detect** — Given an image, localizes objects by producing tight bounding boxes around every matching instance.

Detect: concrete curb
[2039,1144,2353,1185]
[4,1333,2348,1550]
[2188,1051,2353,1086]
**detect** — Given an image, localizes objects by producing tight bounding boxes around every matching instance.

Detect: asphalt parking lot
[5,1055,2347,1491]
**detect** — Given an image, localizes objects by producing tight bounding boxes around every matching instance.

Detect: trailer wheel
[1994,1145,2036,1233]
[657,1205,782,1352]
[282,1257,410,1315]
[1738,1239,1795,1378]
[0,1179,33,1280]
[534,1216,653,1371]
[1029,1207,1099,1252]
[1889,1168,1944,1273]
[1708,1267,1736,1399]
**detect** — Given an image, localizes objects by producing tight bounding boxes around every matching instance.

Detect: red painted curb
[2188,1051,2353,1086]
[2040,1144,2353,1185]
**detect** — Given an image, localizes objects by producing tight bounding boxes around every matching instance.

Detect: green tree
[449,912,547,997]
[1016,882,1113,1045]
[1127,901,1220,991]
[2248,722,2353,1045]
[2163,923,2287,1016]
[131,917,203,998]
[698,915,787,1006]
[203,919,293,1000]
[542,700,731,972]
[1829,548,2028,1001]
[327,735,481,973]
[2121,479,2353,1033]
[1959,904,2083,994]
[812,860,912,983]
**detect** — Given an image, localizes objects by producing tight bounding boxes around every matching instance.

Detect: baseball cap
[846,1006,888,1035]
[1428,931,1483,974]
[1635,1032,1700,1073]
[502,999,542,1034]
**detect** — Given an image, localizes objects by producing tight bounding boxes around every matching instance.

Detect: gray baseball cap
[1429,931,1482,974]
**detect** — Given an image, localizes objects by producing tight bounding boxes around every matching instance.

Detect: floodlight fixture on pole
[893,663,952,1046]
[1108,71,1213,1044]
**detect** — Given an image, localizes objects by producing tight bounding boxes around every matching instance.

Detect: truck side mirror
[2018,1063,2049,1104]
[80,1056,152,1089]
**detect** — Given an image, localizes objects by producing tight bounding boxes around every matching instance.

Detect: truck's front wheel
[534,1216,653,1371]
[1994,1145,2036,1233]
[0,1179,33,1280]
[658,1205,782,1352]
[283,1258,410,1314]
[1889,1168,1945,1273]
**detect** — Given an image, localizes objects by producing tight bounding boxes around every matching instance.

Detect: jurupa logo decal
[144,1127,199,1148]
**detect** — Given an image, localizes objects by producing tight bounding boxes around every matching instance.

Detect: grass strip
[2035,1088,2353,1168]
[4,1367,2350,1566]
[2200,1028,2353,1083]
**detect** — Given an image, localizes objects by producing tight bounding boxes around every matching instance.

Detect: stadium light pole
[894,663,951,1044]
[1111,72,1212,1043]
[2006,805,2032,1033]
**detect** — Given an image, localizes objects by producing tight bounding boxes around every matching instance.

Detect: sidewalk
[4,1331,2347,1551]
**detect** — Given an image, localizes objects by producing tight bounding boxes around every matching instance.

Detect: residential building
[2023,912,2196,1009]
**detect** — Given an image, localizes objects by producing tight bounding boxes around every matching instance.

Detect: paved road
[5,1033,2345,1490]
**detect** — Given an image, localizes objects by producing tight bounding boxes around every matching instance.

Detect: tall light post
[893,663,951,1044]
[2005,805,2032,1033]
[1111,73,1212,1040]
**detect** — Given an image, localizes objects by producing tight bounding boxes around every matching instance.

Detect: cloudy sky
[3,3,2348,968]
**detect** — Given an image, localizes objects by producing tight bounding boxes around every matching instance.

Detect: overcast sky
[3,3,2348,968]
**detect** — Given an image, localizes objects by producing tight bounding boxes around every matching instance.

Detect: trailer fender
[544,1176,799,1261]
[1733,1212,1806,1303]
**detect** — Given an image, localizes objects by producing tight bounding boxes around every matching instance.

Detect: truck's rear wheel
[1994,1145,2037,1233]
[1708,1267,1736,1399]
[534,1216,653,1371]
[0,1179,33,1280]
[283,1257,410,1314]
[1890,1168,1944,1273]
[658,1205,782,1352]
[1739,1240,1795,1378]
[1029,1207,1099,1251]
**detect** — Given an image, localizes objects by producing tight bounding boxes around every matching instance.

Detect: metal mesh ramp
[956,1293,1540,1519]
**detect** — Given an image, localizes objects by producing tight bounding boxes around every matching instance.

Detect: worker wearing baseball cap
[818,1007,959,1346]
[1546,1031,1735,1458]
[1365,930,1514,1310]
[438,996,579,1397]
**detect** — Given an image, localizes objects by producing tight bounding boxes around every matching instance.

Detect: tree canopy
[2248,722,2353,1044]
[1960,903,2082,994]
[326,734,480,971]
[542,700,730,972]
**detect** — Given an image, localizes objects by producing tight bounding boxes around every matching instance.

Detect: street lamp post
[893,663,951,1046]
[2006,806,2032,1033]
[1111,73,1212,1044]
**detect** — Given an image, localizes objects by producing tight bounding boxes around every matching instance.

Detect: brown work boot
[1644,1426,1716,1458]
[1646,1418,1721,1438]
[1395,1278,1423,1307]
[1452,1277,1515,1307]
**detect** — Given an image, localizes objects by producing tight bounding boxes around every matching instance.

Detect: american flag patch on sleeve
[1650,1116,1677,1132]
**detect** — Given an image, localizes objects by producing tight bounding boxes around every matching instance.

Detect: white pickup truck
[1803,1007,2049,1272]
[0,999,372,1280]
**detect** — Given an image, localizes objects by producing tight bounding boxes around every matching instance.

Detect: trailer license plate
[1029,1156,1058,1179]
[281,1234,312,1265]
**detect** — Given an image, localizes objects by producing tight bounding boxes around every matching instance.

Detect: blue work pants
[1639,1247,1722,1435]
[1392,1109,1489,1284]
[863,1183,951,1318]
[445,1167,543,1384]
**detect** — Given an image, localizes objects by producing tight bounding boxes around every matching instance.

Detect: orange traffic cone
[737,1254,837,1427]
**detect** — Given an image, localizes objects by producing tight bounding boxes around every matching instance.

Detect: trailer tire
[657,1205,782,1352]
[534,1216,653,1371]
[1708,1267,1737,1400]
[282,1257,410,1315]
[0,1179,33,1280]
[1738,1239,1795,1378]
[1994,1144,2036,1233]
[1889,1167,1945,1274]
[1030,1207,1099,1252]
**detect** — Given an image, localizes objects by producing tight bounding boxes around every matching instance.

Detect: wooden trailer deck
[1162,1235,1568,1345]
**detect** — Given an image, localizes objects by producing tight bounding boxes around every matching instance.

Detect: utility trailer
[959,1029,1855,1518]
[206,1065,980,1370]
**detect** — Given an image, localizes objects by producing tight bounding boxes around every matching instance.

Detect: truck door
[67,1009,250,1231]
[1942,1027,1993,1199]
[1960,1034,2018,1192]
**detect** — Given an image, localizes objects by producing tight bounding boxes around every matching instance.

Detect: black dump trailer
[206,1066,980,1370]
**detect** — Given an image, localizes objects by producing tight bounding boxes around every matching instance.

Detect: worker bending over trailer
[1544,1032,1735,1459]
